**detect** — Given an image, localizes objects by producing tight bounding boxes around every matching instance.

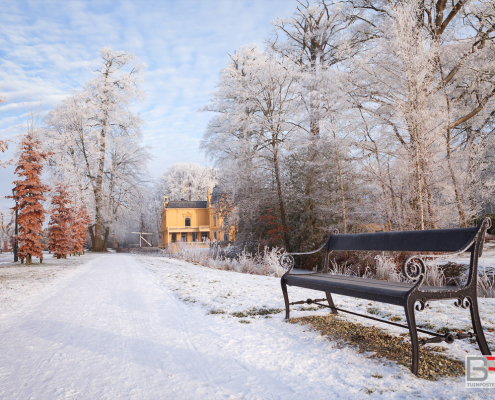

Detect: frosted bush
[165,242,493,293]
[258,246,286,277]
[375,255,402,282]
[478,271,495,298]
[424,263,446,287]
[328,258,354,276]
[235,250,253,274]
[161,242,287,278]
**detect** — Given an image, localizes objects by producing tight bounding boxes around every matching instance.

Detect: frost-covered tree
[156,163,217,201]
[203,0,495,254]
[344,0,495,228]
[0,140,8,169]
[45,47,149,251]
[203,46,301,250]
[267,0,372,245]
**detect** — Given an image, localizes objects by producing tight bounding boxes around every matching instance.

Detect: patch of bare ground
[289,314,464,381]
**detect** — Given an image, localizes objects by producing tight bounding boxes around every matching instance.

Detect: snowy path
[0,254,491,399]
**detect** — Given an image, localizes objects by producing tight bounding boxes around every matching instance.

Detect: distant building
[159,186,235,248]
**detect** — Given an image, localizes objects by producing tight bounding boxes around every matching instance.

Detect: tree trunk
[387,162,401,230]
[92,66,111,252]
[88,225,95,250]
[335,145,347,234]
[273,146,291,251]
[412,124,425,230]
[365,128,392,231]
[447,143,467,227]
[93,178,104,251]
[103,227,110,251]
[425,175,438,229]
[439,57,467,227]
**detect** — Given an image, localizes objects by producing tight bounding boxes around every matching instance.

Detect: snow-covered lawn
[0,253,493,399]
[0,253,100,315]
[137,255,495,398]
[138,255,495,347]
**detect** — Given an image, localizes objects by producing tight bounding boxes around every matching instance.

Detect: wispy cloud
[0,0,300,203]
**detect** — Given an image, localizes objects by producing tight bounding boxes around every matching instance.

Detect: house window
[224,233,229,242]
[181,233,187,242]
[213,215,217,226]
[213,231,217,240]
[191,232,197,242]
[185,217,191,227]
[223,217,229,226]
[171,233,177,243]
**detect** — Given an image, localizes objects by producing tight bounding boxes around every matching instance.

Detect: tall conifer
[72,206,91,255]
[10,132,49,264]
[48,187,72,259]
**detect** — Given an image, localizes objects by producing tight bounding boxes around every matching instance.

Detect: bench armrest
[400,217,489,293]
[279,230,338,275]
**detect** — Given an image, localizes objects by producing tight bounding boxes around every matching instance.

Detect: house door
[181,233,187,242]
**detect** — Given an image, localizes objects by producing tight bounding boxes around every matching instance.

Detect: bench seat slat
[285,273,452,306]
[298,273,416,289]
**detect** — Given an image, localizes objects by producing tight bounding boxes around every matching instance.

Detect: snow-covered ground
[0,253,493,399]
[0,253,100,315]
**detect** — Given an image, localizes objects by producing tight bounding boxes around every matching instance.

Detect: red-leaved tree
[48,187,72,259]
[72,206,91,255]
[9,132,49,264]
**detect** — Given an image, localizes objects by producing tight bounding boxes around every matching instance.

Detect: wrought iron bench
[280,218,493,375]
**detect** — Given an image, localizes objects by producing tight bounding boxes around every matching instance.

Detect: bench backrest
[326,225,482,253]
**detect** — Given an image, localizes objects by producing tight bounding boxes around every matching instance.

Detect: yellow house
[159,186,235,248]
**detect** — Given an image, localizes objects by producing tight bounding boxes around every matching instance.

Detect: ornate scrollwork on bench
[454,296,472,309]
[401,256,426,284]
[414,298,429,312]
[278,253,294,272]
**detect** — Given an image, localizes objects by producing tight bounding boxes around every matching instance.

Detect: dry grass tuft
[289,315,464,381]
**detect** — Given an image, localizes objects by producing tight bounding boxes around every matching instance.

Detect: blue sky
[0,0,301,210]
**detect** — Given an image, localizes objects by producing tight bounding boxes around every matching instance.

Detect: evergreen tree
[10,132,49,264]
[48,187,72,259]
[72,206,91,255]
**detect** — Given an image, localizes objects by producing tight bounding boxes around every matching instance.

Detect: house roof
[166,201,207,209]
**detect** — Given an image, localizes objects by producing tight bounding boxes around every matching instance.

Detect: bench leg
[469,296,492,355]
[404,301,420,375]
[281,280,290,320]
[325,292,338,315]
